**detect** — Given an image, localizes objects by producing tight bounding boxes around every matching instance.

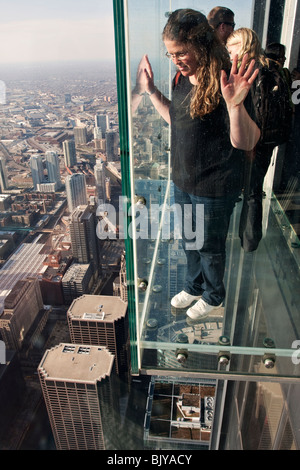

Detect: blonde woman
[226,28,280,252]
[226,27,269,68]
[134,10,260,320]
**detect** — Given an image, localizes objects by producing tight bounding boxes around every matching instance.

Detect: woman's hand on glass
[221,54,259,107]
[136,54,155,95]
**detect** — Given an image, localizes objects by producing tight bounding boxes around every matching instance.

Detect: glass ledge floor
[131,180,300,379]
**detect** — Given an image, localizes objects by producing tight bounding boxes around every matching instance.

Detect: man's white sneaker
[186,298,222,321]
[171,291,202,309]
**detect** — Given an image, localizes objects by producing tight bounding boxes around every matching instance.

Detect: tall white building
[94,159,106,204]
[65,173,87,213]
[30,155,44,190]
[45,151,61,189]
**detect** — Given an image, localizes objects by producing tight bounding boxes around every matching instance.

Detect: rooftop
[38,343,115,383]
[62,263,91,281]
[68,294,127,322]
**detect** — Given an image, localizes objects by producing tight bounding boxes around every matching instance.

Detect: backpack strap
[174,71,181,87]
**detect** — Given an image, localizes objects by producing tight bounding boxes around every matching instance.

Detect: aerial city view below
[0,59,136,449]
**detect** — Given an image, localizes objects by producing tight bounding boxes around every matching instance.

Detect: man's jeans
[174,184,238,306]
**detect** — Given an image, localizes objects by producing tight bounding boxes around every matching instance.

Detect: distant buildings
[38,343,120,450]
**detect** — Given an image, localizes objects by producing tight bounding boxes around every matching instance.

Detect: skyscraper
[74,126,87,146]
[38,343,120,450]
[69,205,99,273]
[45,151,61,189]
[30,155,44,190]
[105,130,118,162]
[0,157,8,191]
[67,294,130,380]
[94,158,106,204]
[63,140,77,167]
[65,173,87,213]
[95,114,109,135]
[62,263,93,304]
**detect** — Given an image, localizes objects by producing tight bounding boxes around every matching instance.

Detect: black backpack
[251,64,293,147]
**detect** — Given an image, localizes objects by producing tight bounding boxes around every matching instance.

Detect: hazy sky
[0,0,115,64]
[127,0,253,64]
[0,0,253,65]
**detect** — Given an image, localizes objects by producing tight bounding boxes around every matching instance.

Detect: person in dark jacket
[227,28,280,252]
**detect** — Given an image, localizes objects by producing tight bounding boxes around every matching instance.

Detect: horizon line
[0,58,116,67]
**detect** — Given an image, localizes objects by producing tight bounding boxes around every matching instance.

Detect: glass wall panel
[114,0,300,379]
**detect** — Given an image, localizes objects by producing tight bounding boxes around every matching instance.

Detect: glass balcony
[113,0,300,380]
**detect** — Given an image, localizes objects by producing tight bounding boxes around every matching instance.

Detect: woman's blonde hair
[226,27,268,67]
[163,9,231,119]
